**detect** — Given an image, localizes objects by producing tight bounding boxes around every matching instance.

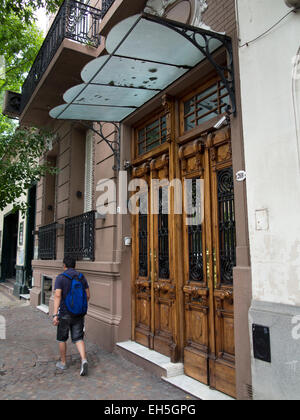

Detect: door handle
[153,249,158,281]
[213,248,217,289]
[206,249,210,282]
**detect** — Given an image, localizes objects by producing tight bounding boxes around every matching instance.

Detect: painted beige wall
[237,0,300,306]
[31,119,131,350]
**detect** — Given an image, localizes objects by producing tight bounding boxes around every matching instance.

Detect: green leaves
[0,1,62,212]
[0,1,63,25]
[0,127,58,213]
[0,12,44,146]
[0,15,44,94]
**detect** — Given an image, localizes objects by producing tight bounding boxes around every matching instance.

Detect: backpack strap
[63,272,84,283]
[62,273,73,280]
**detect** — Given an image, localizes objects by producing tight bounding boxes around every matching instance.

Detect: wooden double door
[132,128,236,398]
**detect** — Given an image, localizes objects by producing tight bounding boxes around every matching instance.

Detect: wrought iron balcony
[21,0,116,113]
[38,223,58,260]
[64,211,96,261]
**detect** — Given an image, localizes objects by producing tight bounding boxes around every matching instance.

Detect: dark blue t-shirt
[54,268,89,316]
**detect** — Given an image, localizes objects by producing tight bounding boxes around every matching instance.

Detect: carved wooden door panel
[180,128,236,398]
[132,154,176,360]
[180,139,210,385]
[132,164,152,349]
[209,129,236,398]
[151,154,176,359]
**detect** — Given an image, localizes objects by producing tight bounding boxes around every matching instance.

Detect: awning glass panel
[81,55,188,90]
[50,13,234,122]
[49,103,134,121]
[105,14,202,67]
[63,83,159,107]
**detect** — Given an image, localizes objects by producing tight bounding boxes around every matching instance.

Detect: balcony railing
[38,223,58,260]
[21,0,116,112]
[64,211,96,261]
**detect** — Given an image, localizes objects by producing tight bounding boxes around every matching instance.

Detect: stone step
[116,341,234,401]
[0,280,15,296]
[116,341,184,379]
[20,294,31,301]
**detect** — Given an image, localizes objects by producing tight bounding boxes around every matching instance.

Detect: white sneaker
[80,360,88,377]
[56,361,67,371]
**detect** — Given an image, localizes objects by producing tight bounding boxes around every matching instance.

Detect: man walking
[53,256,90,376]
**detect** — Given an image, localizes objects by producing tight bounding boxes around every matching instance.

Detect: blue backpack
[63,273,88,317]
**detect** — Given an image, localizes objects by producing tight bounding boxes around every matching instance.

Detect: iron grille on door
[217,168,236,285]
[138,192,148,278]
[139,212,148,278]
[158,187,170,279]
[64,211,96,261]
[188,179,204,282]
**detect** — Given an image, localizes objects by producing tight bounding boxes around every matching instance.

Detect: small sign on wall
[19,222,24,246]
[255,209,269,231]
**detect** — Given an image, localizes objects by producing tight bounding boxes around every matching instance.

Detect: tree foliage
[0,14,44,135]
[0,0,63,25]
[0,127,57,212]
[0,1,62,211]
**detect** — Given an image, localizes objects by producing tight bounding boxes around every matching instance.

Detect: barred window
[183,80,230,132]
[137,115,167,155]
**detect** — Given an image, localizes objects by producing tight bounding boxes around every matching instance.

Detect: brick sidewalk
[0,293,194,400]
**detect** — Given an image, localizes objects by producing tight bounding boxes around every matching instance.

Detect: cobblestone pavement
[0,290,194,401]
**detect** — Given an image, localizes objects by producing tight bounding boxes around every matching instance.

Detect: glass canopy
[50,13,235,122]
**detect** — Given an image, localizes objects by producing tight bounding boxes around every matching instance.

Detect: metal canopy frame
[141,13,236,115]
[80,121,121,171]
[51,13,236,171]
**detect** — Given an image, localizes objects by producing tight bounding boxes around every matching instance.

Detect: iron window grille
[183,79,230,132]
[38,223,58,260]
[137,115,167,156]
[64,210,96,261]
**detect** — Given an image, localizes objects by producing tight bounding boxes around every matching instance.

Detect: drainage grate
[245,384,253,400]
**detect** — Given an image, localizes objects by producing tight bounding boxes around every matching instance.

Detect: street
[0,289,194,401]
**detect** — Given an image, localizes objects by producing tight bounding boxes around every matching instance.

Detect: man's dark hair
[63,256,76,269]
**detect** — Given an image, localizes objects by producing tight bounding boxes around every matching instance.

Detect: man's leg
[56,317,69,369]
[75,340,87,361]
[72,317,88,376]
[59,342,67,365]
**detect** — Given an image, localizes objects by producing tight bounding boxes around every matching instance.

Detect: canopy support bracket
[80,121,121,171]
[142,13,236,115]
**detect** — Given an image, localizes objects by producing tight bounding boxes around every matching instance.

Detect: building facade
[237,0,300,400]
[10,0,253,400]
[0,185,36,298]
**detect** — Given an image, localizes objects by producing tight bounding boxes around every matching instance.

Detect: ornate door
[132,154,178,361]
[180,128,236,398]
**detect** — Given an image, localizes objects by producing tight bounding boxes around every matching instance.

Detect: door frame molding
[128,58,251,398]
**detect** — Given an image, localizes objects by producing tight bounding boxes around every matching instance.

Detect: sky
[36,8,48,35]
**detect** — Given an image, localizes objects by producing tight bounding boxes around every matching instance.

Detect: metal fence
[21,0,109,112]
[38,223,58,260]
[64,211,96,261]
